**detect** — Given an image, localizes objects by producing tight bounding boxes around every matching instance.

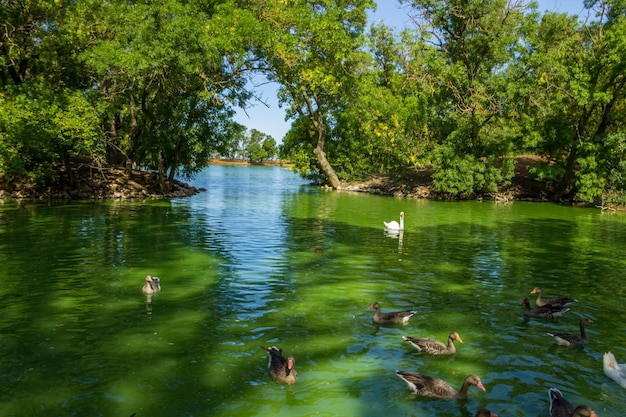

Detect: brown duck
[549,387,599,417]
[402,332,463,355]
[395,371,485,399]
[262,346,297,384]
[520,298,570,319]
[548,317,594,346]
[142,275,161,295]
[531,287,578,308]
[368,301,416,324]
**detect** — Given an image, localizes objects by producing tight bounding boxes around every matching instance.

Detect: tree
[0,0,81,88]
[261,135,278,161]
[249,0,376,188]
[219,123,247,160]
[0,84,102,184]
[75,0,255,189]
[401,0,532,196]
[522,0,626,202]
[0,0,103,184]
[1,0,257,190]
[245,129,276,162]
[330,24,430,180]
[3,0,625,203]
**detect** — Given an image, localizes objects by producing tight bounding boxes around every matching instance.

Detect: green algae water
[0,165,624,416]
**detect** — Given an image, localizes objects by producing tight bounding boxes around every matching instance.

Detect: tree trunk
[157,152,168,192]
[313,138,340,189]
[300,86,341,189]
[556,142,578,199]
[126,93,140,175]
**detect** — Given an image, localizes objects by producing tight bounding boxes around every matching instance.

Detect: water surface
[0,165,624,416]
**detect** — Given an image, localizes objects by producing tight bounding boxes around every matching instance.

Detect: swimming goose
[549,387,599,417]
[530,287,578,308]
[402,332,463,355]
[603,351,626,389]
[384,212,404,231]
[262,346,297,384]
[142,275,161,295]
[475,409,498,417]
[395,371,485,399]
[368,301,416,324]
[519,298,570,319]
[548,317,593,346]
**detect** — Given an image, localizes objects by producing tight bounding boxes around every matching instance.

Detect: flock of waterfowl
[264,206,624,417]
[520,288,595,347]
[141,210,625,416]
[367,301,491,410]
[518,288,605,416]
[522,287,626,395]
[259,288,622,416]
[260,298,494,416]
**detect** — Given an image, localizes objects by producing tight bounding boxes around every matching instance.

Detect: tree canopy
[1,0,625,204]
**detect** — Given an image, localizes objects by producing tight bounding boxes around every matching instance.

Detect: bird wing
[384,221,400,229]
[413,338,447,354]
[419,375,455,398]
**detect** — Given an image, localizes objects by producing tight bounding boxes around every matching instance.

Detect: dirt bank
[341,156,551,202]
[0,163,201,200]
[0,157,605,207]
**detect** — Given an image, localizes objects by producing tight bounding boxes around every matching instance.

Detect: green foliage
[246,129,277,162]
[250,0,376,187]
[0,0,79,88]
[1,0,626,203]
[262,137,278,161]
[327,24,429,180]
[431,146,506,196]
[72,0,254,188]
[574,155,605,203]
[0,83,101,184]
[606,132,626,189]
[397,0,530,194]
[577,132,626,206]
[279,119,321,180]
[528,163,566,183]
[520,2,626,200]
[601,190,626,206]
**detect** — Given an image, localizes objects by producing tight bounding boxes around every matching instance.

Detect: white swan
[384,211,404,231]
[604,351,626,389]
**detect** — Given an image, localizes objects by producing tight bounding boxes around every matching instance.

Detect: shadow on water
[0,169,625,416]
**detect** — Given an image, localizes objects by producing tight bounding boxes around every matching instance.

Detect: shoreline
[0,158,621,210]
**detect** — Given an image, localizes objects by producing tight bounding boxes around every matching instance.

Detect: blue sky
[233,1,587,144]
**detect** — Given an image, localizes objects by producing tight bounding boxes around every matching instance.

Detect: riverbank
[0,157,558,202]
[341,156,549,203]
[0,163,201,200]
[212,157,556,203]
[0,157,617,210]
[0,158,295,200]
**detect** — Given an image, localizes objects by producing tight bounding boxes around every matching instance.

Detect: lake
[0,164,624,416]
